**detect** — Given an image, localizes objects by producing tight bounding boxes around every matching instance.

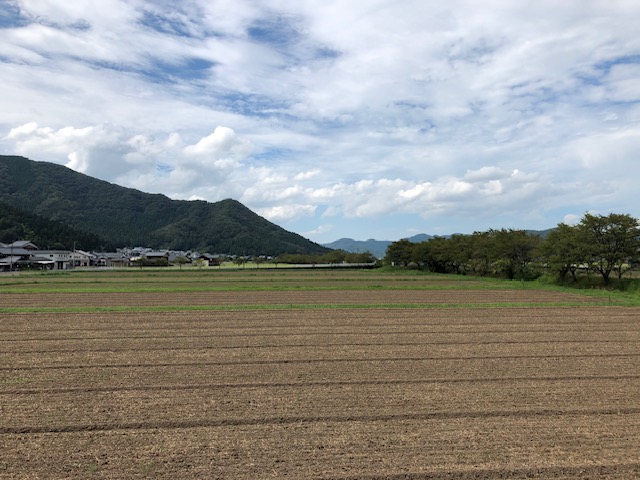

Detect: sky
[1,1,639,244]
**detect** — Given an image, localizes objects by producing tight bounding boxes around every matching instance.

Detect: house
[69,250,95,268]
[194,253,223,267]
[130,251,170,266]
[35,250,75,270]
[94,252,130,268]
[0,246,34,271]
[27,255,56,270]
[145,251,170,260]
[7,240,39,250]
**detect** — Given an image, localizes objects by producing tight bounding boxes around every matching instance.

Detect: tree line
[276,250,378,265]
[384,213,640,285]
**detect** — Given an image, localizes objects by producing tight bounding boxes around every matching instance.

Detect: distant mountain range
[323,230,553,259]
[323,234,435,259]
[0,155,329,255]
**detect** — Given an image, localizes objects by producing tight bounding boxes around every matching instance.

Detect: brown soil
[0,288,595,307]
[1,299,639,478]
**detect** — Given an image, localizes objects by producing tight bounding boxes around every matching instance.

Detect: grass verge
[0,301,613,314]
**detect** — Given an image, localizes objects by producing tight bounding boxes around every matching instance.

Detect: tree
[344,251,376,264]
[385,239,414,266]
[174,256,190,270]
[468,231,493,276]
[414,237,450,273]
[447,234,473,274]
[537,223,584,281]
[492,229,541,280]
[578,213,640,284]
[193,258,205,269]
[324,249,347,264]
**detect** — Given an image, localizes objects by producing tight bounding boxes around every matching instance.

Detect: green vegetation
[0,200,111,250]
[276,250,377,265]
[384,212,640,291]
[2,267,637,315]
[0,301,607,314]
[0,155,329,255]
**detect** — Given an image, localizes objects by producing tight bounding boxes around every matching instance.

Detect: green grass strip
[0,284,522,294]
[0,300,613,314]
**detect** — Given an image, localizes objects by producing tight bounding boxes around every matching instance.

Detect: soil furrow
[334,463,640,480]
[3,352,639,371]
[2,374,639,395]
[4,337,637,355]
[3,407,640,434]
[4,326,640,342]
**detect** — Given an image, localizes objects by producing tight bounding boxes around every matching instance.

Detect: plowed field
[1,269,639,479]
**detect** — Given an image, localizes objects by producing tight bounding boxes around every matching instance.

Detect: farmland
[1,269,639,479]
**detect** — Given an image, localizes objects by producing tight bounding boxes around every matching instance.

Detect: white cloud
[255,204,317,222]
[606,64,640,102]
[1,0,639,241]
[304,223,333,236]
[563,214,581,225]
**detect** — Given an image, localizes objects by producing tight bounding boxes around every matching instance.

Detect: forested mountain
[0,155,329,255]
[0,200,111,250]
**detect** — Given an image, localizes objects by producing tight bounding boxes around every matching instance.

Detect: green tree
[468,231,494,276]
[578,213,640,284]
[174,256,190,269]
[324,249,347,264]
[385,239,415,266]
[447,234,474,274]
[492,229,541,280]
[344,251,376,264]
[537,223,583,281]
[193,258,205,269]
[416,237,450,273]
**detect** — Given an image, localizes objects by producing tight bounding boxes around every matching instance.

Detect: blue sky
[1,1,639,243]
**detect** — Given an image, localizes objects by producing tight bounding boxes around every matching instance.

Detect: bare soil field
[1,270,639,478]
[0,289,595,308]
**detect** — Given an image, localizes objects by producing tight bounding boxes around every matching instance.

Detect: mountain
[323,238,390,259]
[325,231,553,258]
[526,228,554,239]
[0,200,111,251]
[0,155,330,256]
[324,234,435,259]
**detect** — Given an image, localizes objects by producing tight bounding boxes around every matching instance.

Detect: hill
[0,200,111,251]
[324,234,435,258]
[324,231,556,259]
[0,155,329,255]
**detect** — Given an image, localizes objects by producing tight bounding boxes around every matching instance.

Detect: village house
[1,240,228,270]
[0,243,36,271]
[94,252,131,268]
[32,250,95,270]
[0,241,97,271]
[194,253,223,267]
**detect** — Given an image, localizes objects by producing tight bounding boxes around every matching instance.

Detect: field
[1,269,639,479]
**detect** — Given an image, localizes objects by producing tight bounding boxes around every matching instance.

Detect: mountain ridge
[324,230,553,258]
[0,155,329,255]
[323,234,435,259]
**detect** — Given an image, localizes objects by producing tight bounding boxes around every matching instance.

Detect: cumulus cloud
[185,127,244,156]
[7,122,135,179]
[5,121,254,200]
[255,204,317,222]
[1,0,639,242]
